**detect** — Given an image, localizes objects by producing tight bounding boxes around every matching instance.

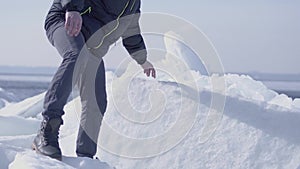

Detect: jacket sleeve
[60,0,84,12]
[122,12,147,65]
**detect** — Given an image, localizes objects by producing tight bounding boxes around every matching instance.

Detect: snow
[9,152,112,169]
[293,99,300,111]
[0,116,40,136]
[96,69,300,169]
[0,92,45,118]
[0,66,299,168]
[267,94,294,111]
[164,31,208,75]
[0,36,300,168]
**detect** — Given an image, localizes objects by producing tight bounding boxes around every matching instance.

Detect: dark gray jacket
[45,0,147,64]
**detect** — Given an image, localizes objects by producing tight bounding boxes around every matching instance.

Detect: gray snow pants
[43,17,107,158]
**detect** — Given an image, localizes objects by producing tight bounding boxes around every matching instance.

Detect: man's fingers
[65,16,71,32]
[144,68,156,78]
[70,21,76,36]
[146,70,150,77]
[71,20,79,36]
[151,68,156,78]
[72,20,82,36]
[65,12,82,36]
[67,18,75,36]
[74,21,82,36]
[144,69,150,77]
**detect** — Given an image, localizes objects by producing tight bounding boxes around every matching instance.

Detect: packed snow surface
[1,60,300,169]
[1,27,300,169]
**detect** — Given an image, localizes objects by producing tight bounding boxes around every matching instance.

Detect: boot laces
[40,119,59,147]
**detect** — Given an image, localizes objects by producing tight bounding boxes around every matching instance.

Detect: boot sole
[31,143,62,161]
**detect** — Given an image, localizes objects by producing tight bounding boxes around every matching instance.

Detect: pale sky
[0,0,299,74]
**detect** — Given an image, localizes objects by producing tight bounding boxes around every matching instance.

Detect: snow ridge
[0,69,299,168]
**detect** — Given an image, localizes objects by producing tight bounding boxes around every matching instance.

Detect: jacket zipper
[130,0,137,11]
[80,7,92,15]
[89,0,131,50]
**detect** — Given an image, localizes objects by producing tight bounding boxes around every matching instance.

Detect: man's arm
[122,13,147,65]
[123,34,148,65]
[122,13,156,78]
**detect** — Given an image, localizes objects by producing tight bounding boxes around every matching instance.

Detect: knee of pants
[62,50,81,61]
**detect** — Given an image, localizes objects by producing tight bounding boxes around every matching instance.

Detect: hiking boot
[32,117,63,160]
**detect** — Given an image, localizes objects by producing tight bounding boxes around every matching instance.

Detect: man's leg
[33,24,86,160]
[43,25,86,118]
[76,58,107,158]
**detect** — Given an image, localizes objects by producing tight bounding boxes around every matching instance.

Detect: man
[32,0,156,160]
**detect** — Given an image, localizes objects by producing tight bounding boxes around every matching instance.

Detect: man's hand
[65,11,82,37]
[141,61,156,78]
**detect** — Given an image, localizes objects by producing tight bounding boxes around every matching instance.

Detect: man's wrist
[66,8,80,12]
[65,3,81,12]
[139,59,147,65]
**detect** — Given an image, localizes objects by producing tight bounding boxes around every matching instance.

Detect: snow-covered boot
[32,117,63,160]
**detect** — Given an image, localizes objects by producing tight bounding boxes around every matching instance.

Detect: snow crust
[0,66,299,168]
[0,32,300,169]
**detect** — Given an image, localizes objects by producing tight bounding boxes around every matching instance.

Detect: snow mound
[0,66,299,168]
[164,31,207,75]
[193,73,300,111]
[97,72,300,169]
[0,92,44,118]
